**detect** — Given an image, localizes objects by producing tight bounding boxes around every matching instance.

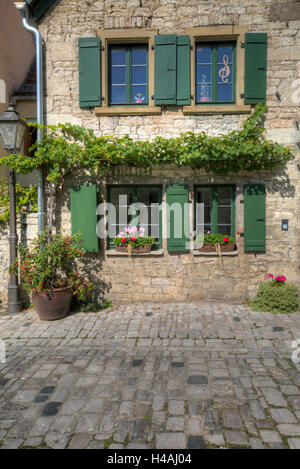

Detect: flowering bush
[195,233,235,245]
[113,226,154,248]
[10,229,95,304]
[251,274,299,314]
[268,273,287,285]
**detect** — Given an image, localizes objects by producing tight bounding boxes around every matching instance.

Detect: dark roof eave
[25,0,59,23]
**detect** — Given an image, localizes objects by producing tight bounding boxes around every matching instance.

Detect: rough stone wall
[3,0,300,304]
[0,214,38,305]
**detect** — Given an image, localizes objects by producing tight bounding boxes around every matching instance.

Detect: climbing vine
[0,103,294,231]
[0,178,37,227]
[0,104,294,182]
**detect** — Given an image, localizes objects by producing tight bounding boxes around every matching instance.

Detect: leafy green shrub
[195,233,235,245]
[251,281,299,314]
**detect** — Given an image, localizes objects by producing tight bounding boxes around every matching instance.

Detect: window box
[115,244,153,254]
[197,242,236,253]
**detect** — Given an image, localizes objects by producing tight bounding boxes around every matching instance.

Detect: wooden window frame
[195,41,236,105]
[184,26,251,115]
[96,29,161,116]
[194,185,236,239]
[107,185,163,250]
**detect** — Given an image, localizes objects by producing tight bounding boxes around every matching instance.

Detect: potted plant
[113,226,155,253]
[10,229,95,321]
[195,233,236,252]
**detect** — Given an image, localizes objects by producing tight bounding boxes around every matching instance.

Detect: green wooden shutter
[154,34,177,105]
[166,184,189,252]
[78,37,101,108]
[244,184,266,252]
[176,35,191,105]
[70,185,99,252]
[244,33,267,104]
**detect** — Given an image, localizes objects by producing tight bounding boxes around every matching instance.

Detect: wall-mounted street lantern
[0,99,27,313]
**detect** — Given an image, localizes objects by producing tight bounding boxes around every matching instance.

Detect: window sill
[193,250,238,256]
[106,249,164,257]
[183,104,251,115]
[95,106,162,116]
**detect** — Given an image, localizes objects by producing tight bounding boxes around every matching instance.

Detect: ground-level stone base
[0,302,299,449]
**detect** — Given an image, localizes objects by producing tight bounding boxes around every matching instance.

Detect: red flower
[276,275,286,283]
[121,238,126,243]
[131,237,137,242]
[223,237,229,243]
[268,274,274,278]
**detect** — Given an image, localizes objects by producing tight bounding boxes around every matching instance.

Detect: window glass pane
[217,187,232,234]
[132,47,147,65]
[196,188,211,233]
[110,188,132,236]
[111,85,126,103]
[132,85,147,104]
[218,188,232,205]
[132,66,147,85]
[111,66,126,85]
[217,84,233,102]
[217,44,233,102]
[218,225,232,235]
[196,46,212,103]
[137,188,159,239]
[196,46,212,64]
[111,48,126,65]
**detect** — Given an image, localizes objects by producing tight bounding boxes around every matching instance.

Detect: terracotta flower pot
[197,243,236,252]
[32,286,72,321]
[115,244,153,253]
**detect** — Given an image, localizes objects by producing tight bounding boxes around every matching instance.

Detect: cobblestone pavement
[0,302,300,449]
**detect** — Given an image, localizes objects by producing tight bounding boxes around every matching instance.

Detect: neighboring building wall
[0,0,35,174]
[3,0,300,304]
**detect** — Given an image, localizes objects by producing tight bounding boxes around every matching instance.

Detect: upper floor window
[196,42,235,104]
[109,45,148,106]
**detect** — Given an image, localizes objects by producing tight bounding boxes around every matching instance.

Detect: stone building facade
[3,0,300,304]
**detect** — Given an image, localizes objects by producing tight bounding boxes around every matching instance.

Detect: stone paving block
[84,398,106,413]
[204,434,225,447]
[156,432,186,449]
[188,417,201,435]
[222,408,242,429]
[0,438,23,449]
[277,424,300,436]
[23,437,43,448]
[287,438,300,449]
[260,388,287,407]
[75,413,100,433]
[188,436,205,449]
[260,430,282,444]
[68,433,92,449]
[168,400,185,415]
[45,431,70,449]
[60,400,85,415]
[270,408,297,423]
[152,411,166,426]
[225,431,249,446]
[249,438,265,449]
[166,416,185,431]
[29,417,54,436]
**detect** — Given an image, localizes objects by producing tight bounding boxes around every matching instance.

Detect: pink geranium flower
[131,237,137,242]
